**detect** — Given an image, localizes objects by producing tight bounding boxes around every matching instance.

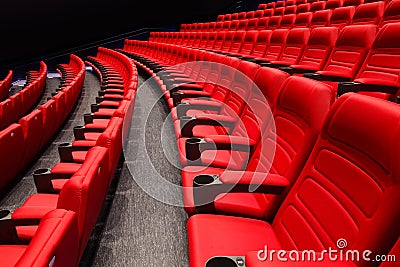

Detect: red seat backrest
[272,93,400,259]
[274,28,311,65]
[293,27,339,71]
[351,1,385,25]
[353,22,400,100]
[310,9,333,29]
[379,0,400,27]
[19,109,44,169]
[319,24,377,79]
[0,124,25,195]
[297,3,311,13]
[57,146,110,259]
[261,29,290,62]
[329,6,356,29]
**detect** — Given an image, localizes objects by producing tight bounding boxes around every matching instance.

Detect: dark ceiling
[0,0,260,74]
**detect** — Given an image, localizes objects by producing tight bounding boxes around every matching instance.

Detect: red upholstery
[245,30,272,59]
[19,109,44,169]
[310,10,333,29]
[38,99,57,148]
[0,124,25,195]
[343,0,364,6]
[269,28,311,66]
[352,22,400,100]
[178,67,288,168]
[310,1,327,12]
[379,0,400,27]
[174,60,258,139]
[325,0,344,9]
[274,7,286,16]
[294,12,313,27]
[182,76,335,217]
[351,1,384,25]
[1,209,79,267]
[12,147,110,260]
[297,3,311,13]
[284,5,297,15]
[255,29,290,62]
[312,24,377,91]
[279,14,296,28]
[329,6,356,29]
[187,93,400,267]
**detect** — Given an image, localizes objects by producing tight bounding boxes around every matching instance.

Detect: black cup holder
[58,142,71,147]
[0,210,11,220]
[186,137,203,144]
[206,256,245,267]
[193,174,218,187]
[34,168,51,176]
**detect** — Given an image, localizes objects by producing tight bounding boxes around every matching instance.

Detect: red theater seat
[0,209,79,267]
[297,3,311,13]
[379,0,400,27]
[173,60,258,139]
[310,9,333,28]
[0,124,25,196]
[303,24,377,93]
[281,27,339,75]
[182,76,334,218]
[187,93,400,267]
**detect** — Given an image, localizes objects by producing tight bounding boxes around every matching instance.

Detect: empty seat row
[180,0,398,32]
[0,47,138,266]
[0,55,85,199]
[122,23,400,266]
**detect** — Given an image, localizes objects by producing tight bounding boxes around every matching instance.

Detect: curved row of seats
[0,47,138,267]
[120,2,400,263]
[127,21,400,102]
[180,0,397,33]
[0,61,47,131]
[0,70,13,102]
[0,54,85,199]
[257,0,390,10]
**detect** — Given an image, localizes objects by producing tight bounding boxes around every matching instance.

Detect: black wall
[0,0,261,78]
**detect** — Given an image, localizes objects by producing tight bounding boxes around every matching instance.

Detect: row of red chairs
[0,55,85,199]
[0,48,138,266]
[180,0,397,32]
[219,0,363,23]
[135,21,400,101]
[0,61,47,131]
[257,0,388,10]
[121,25,400,266]
[0,70,13,102]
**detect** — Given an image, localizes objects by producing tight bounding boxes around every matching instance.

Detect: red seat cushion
[187,214,282,267]
[0,246,27,267]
